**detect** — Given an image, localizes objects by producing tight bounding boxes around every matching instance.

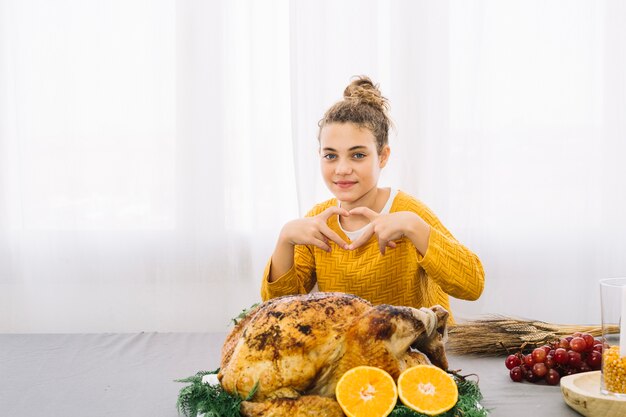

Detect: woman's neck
[340,187,390,212]
[339,188,391,231]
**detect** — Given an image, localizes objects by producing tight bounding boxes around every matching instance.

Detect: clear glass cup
[600,277,626,396]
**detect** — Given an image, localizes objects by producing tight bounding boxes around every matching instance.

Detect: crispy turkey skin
[218,292,449,417]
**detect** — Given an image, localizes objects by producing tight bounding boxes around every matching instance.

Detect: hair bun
[319,75,392,153]
[343,76,388,112]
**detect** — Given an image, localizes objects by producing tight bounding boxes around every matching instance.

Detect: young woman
[261,76,484,321]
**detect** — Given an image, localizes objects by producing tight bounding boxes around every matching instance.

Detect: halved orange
[335,366,398,417]
[397,365,458,416]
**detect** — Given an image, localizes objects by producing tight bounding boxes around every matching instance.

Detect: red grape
[533,362,548,378]
[505,354,522,370]
[545,368,561,385]
[524,354,535,367]
[525,368,539,382]
[570,337,586,353]
[503,332,601,385]
[568,351,582,368]
[558,338,570,349]
[509,366,524,382]
[510,366,524,382]
[587,351,602,370]
[532,348,547,363]
[582,334,595,350]
[554,348,569,365]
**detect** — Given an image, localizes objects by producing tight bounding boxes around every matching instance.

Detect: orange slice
[335,366,398,417]
[397,365,458,416]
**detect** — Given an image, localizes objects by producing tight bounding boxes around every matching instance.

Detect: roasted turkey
[218,292,449,417]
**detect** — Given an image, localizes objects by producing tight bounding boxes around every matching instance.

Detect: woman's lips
[335,181,356,189]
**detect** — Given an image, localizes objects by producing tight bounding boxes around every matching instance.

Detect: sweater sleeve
[260,201,335,301]
[401,194,484,301]
[260,242,318,301]
[418,226,484,300]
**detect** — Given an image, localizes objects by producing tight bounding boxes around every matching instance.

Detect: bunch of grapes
[505,332,603,385]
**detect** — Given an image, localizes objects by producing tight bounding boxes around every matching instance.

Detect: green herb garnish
[176,370,487,417]
[231,303,260,326]
[390,374,488,417]
[176,370,245,417]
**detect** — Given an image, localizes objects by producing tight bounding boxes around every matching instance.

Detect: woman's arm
[261,206,350,300]
[418,226,484,301]
[268,206,349,281]
[347,201,484,301]
[260,244,316,301]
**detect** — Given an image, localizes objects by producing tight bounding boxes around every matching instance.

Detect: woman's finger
[379,239,388,255]
[348,206,378,221]
[311,237,331,252]
[379,234,400,254]
[320,225,349,249]
[320,205,350,220]
[347,225,374,250]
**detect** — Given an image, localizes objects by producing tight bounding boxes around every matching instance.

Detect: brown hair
[318,76,391,153]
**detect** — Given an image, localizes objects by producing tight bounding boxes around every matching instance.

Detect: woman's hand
[269,207,350,282]
[279,206,350,252]
[347,207,430,255]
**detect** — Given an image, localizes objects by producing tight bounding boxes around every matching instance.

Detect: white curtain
[1,0,625,332]
[0,0,296,332]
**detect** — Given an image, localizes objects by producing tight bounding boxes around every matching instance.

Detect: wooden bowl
[561,371,626,416]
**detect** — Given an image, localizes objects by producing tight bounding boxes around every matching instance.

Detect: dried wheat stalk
[446,315,618,356]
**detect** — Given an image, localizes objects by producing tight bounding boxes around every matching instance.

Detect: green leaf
[175,369,247,417]
[231,303,260,326]
[244,381,259,401]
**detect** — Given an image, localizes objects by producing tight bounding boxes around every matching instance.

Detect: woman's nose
[335,159,352,175]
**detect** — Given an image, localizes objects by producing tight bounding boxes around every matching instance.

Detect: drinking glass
[600,277,626,396]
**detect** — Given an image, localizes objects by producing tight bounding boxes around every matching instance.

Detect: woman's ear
[379,145,391,168]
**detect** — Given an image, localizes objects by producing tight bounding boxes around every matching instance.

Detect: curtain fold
[1,0,625,332]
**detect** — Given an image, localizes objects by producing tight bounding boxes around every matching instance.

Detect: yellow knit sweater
[261,190,484,322]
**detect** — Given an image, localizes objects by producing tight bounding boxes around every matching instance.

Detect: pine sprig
[176,370,243,417]
[231,303,260,325]
[390,374,487,417]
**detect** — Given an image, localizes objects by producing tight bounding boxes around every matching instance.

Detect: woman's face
[319,123,389,207]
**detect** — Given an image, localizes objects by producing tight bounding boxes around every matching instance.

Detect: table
[0,333,580,417]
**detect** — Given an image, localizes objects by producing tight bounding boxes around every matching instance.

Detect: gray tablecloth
[0,333,579,417]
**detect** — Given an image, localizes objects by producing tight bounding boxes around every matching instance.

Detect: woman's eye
[323,154,337,160]
[353,153,366,159]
